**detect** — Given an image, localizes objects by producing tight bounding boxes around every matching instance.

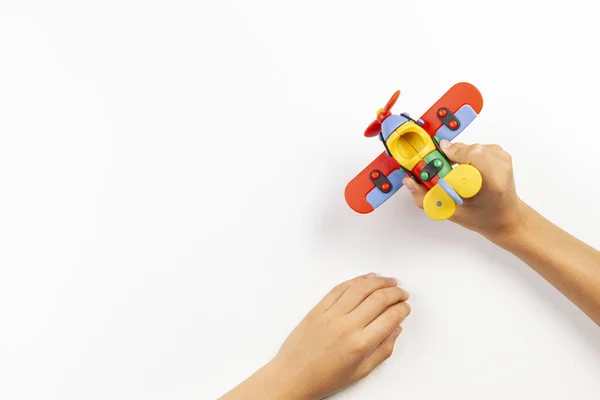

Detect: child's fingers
[403,178,427,210]
[362,301,411,346]
[355,326,402,378]
[349,286,409,327]
[315,273,377,312]
[328,276,398,315]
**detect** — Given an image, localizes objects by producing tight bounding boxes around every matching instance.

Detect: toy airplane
[344,82,484,220]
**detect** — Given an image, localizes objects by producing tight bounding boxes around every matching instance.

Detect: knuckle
[469,144,485,158]
[354,280,371,295]
[355,366,369,380]
[383,345,394,360]
[374,289,391,306]
[403,302,412,317]
[490,143,512,161]
[332,282,345,293]
[396,287,408,300]
[386,341,395,356]
[392,303,410,321]
[487,180,505,195]
[337,274,367,292]
[490,186,503,195]
[358,277,385,293]
[389,306,403,321]
[352,337,370,354]
[342,283,361,299]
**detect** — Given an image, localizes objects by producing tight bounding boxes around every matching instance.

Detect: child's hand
[403,139,525,243]
[219,274,410,400]
[270,274,410,399]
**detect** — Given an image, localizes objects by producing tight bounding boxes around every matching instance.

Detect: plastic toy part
[436,107,460,131]
[364,90,401,137]
[412,160,439,190]
[344,82,484,220]
[419,82,483,137]
[365,169,406,209]
[419,159,443,182]
[381,115,409,142]
[385,121,436,170]
[434,104,478,142]
[421,164,482,220]
[443,164,482,199]
[423,150,452,178]
[422,183,457,220]
[345,151,404,213]
[438,178,464,206]
[370,169,392,193]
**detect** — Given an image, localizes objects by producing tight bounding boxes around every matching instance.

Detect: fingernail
[365,272,377,278]
[403,179,415,192]
[440,139,451,150]
[387,277,398,285]
[402,288,409,298]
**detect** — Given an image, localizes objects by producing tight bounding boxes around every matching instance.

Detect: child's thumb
[439,139,468,165]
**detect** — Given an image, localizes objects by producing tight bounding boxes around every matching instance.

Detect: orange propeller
[364,90,400,137]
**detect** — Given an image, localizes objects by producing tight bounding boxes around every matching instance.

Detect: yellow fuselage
[385,121,436,171]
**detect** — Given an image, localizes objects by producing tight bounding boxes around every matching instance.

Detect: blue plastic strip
[366,169,406,209]
[438,178,463,205]
[378,133,392,157]
[381,115,409,142]
[434,104,477,142]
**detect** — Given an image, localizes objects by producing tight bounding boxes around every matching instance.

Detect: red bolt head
[371,171,380,179]
[381,182,391,191]
[449,120,458,129]
[437,109,447,118]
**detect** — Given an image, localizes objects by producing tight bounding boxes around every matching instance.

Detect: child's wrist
[486,200,534,250]
[258,357,316,400]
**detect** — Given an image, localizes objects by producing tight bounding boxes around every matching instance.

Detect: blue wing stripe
[435,104,477,142]
[366,169,406,209]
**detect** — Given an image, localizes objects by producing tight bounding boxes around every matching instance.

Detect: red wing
[345,152,406,214]
[419,82,484,137]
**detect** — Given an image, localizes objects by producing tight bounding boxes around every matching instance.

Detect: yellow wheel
[423,184,457,220]
[443,164,482,199]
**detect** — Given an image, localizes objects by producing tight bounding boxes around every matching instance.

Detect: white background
[1,1,600,399]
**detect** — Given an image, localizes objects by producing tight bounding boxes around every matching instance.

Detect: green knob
[420,171,430,180]
[433,159,443,168]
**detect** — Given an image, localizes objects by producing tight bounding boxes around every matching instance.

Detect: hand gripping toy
[344,82,484,220]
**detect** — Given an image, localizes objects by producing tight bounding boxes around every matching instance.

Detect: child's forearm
[218,359,309,400]
[494,202,600,326]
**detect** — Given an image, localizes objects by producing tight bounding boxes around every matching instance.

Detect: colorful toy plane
[344,82,484,220]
